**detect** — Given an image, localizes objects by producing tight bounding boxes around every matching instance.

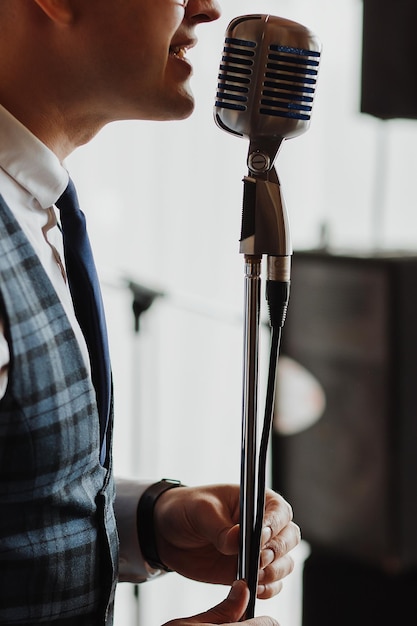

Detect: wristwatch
[137,478,183,571]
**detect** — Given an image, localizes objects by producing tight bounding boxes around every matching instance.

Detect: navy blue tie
[56,178,111,465]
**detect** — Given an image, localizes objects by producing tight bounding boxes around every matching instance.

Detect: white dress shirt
[0,104,160,582]
[0,104,90,394]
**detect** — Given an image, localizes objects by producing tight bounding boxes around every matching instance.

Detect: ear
[32,0,75,24]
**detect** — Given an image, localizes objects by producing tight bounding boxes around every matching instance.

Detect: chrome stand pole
[238,254,262,609]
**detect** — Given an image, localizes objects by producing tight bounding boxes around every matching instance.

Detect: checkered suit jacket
[0,196,118,624]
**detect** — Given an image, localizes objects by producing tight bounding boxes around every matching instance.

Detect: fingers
[214,488,301,599]
[261,519,301,565]
[257,553,292,599]
[257,491,302,599]
[263,490,295,537]
[257,523,300,598]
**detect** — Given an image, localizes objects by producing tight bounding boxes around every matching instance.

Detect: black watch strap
[137,478,182,571]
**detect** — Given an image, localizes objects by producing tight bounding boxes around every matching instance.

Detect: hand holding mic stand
[214,14,321,618]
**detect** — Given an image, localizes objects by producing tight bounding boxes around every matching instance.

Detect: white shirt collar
[0,104,68,209]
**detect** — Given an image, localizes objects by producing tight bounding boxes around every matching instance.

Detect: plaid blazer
[0,196,118,624]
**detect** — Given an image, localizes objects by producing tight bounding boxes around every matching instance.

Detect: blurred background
[65,0,417,624]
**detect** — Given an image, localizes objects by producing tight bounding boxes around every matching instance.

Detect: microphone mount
[240,165,292,259]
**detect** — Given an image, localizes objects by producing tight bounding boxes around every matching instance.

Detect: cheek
[123,12,183,66]
[131,2,184,41]
[86,3,185,87]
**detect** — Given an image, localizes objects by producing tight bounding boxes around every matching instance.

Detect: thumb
[165,580,249,625]
[200,580,249,624]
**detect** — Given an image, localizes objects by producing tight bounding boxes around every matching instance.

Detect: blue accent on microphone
[270,44,321,57]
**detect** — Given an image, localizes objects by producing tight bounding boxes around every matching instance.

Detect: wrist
[137,478,182,572]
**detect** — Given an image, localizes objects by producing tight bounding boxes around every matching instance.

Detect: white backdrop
[65,1,417,624]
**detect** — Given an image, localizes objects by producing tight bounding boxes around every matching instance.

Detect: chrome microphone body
[214,14,321,619]
[215,13,321,176]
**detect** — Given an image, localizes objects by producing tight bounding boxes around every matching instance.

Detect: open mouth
[169,45,188,60]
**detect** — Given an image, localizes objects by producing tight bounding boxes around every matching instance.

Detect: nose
[186,0,222,23]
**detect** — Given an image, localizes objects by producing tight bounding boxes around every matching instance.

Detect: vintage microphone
[214,14,321,618]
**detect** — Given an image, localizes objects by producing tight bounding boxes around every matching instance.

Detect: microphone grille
[214,15,322,141]
[215,39,321,121]
[215,37,256,114]
[261,44,320,121]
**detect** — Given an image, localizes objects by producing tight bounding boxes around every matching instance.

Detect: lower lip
[170,52,192,70]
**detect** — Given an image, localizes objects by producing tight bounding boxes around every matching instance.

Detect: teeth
[171,46,187,59]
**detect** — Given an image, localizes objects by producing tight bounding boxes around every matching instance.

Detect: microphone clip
[239,166,292,258]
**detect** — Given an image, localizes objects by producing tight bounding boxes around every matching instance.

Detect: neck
[0,87,107,161]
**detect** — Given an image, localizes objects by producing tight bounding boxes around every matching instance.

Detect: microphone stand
[239,252,261,601]
[238,164,292,619]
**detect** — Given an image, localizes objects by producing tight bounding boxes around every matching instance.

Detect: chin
[156,82,196,120]
[172,104,195,121]
[126,87,196,122]
[163,92,195,121]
